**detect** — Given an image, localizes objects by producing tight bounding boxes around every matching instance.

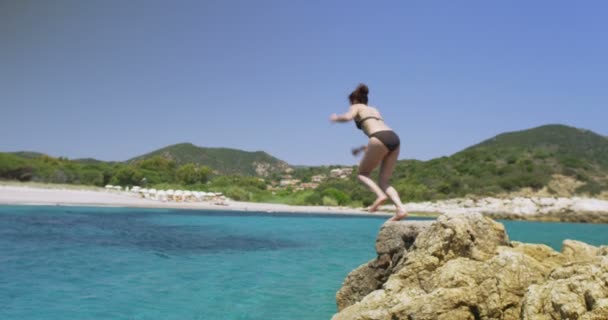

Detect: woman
[329,84,408,221]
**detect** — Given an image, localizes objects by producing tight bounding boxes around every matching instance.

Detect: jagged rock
[335,221,432,311]
[508,242,568,274]
[412,212,509,262]
[562,239,599,261]
[375,221,432,256]
[332,213,608,320]
[521,257,608,319]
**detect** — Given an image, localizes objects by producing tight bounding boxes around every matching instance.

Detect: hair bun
[356,83,369,95]
[348,83,370,104]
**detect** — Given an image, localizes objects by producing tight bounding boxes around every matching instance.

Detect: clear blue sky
[1,1,607,165]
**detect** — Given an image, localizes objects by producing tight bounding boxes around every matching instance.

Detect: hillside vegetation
[389,124,608,200]
[128,143,290,176]
[1,124,607,207]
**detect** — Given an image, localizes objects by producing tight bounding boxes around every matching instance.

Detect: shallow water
[1,206,607,320]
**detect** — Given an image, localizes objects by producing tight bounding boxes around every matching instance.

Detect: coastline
[1,183,607,223]
[0,184,392,217]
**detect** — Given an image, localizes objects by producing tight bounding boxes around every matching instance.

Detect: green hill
[127,143,291,177]
[469,124,608,168]
[387,124,608,200]
[9,151,47,159]
[2,124,607,206]
[0,143,292,188]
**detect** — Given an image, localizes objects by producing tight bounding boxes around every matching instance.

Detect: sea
[1,205,607,320]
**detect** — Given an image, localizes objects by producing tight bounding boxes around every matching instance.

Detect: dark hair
[348,83,369,105]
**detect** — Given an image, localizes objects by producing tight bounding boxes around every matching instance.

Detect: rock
[335,220,432,311]
[334,260,388,312]
[511,197,538,215]
[553,197,574,211]
[562,240,599,261]
[375,221,432,256]
[412,212,509,262]
[521,257,608,319]
[571,198,608,212]
[539,197,556,206]
[332,213,608,320]
[509,242,568,273]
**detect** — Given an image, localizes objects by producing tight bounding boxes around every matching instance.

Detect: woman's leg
[378,146,408,221]
[358,138,388,211]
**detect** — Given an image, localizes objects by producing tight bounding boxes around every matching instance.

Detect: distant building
[299,182,319,190]
[279,179,301,187]
[311,174,327,183]
[330,168,354,179]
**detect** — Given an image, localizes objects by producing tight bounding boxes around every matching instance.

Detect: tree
[176,164,211,185]
[136,156,175,171]
[111,166,144,186]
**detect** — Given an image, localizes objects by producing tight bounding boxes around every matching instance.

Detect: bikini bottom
[369,130,400,152]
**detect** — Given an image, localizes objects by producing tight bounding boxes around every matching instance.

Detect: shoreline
[1,184,607,223]
[0,185,393,217]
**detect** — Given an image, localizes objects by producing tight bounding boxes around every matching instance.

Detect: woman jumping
[330,83,408,221]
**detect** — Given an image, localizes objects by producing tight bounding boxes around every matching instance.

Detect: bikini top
[355,116,383,130]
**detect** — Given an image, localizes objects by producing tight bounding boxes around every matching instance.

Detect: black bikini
[355,116,401,152]
[355,116,382,130]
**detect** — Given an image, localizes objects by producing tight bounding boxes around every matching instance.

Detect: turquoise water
[1,206,607,320]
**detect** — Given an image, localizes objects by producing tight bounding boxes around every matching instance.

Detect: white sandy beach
[0,185,387,216]
[3,184,608,221]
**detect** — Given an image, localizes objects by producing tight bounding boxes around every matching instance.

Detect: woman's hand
[330,105,358,123]
[351,145,367,156]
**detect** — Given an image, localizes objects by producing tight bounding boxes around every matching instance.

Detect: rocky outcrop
[398,197,608,223]
[336,221,432,310]
[332,213,608,320]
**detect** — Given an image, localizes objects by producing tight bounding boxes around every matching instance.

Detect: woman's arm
[330,105,359,123]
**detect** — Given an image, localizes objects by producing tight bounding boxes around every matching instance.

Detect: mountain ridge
[2,124,608,201]
[126,142,291,177]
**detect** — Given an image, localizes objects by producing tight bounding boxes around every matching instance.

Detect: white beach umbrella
[166,189,175,201]
[131,186,141,192]
[105,185,114,189]
[174,190,184,202]
[148,189,157,200]
[157,190,167,202]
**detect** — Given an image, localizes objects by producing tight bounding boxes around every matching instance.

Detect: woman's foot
[388,207,408,222]
[367,195,388,212]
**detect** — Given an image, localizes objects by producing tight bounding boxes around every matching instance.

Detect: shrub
[111,167,144,186]
[79,169,104,186]
[322,196,338,206]
[321,188,350,205]
[576,181,604,196]
[176,164,211,185]
[224,186,250,201]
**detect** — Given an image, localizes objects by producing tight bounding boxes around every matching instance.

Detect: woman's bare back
[354,104,392,135]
